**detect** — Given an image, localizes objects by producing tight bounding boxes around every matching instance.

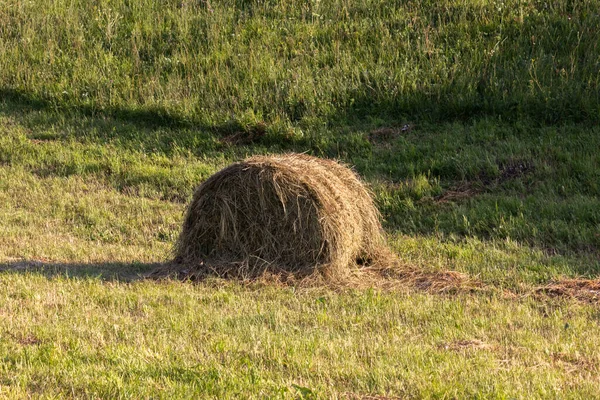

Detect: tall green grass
[1,0,599,133]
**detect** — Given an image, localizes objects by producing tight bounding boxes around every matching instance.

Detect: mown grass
[1,274,599,399]
[1,0,600,398]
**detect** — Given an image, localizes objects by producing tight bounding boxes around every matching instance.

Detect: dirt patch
[497,159,535,184]
[7,332,42,346]
[551,351,599,373]
[479,159,535,187]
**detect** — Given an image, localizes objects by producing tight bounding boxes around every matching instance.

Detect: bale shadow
[0,259,165,282]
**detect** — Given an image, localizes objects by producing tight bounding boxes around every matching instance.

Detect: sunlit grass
[1,272,599,399]
[1,0,600,397]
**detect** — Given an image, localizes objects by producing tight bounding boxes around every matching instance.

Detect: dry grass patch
[367,125,412,146]
[149,260,480,294]
[439,339,492,352]
[536,278,600,303]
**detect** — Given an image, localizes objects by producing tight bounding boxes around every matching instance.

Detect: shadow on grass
[0,87,297,156]
[0,258,483,294]
[0,260,164,282]
[0,87,196,129]
[2,87,599,262]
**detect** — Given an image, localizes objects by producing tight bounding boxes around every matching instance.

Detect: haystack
[169,153,388,279]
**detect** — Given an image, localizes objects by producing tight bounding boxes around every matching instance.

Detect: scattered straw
[348,259,481,293]
[536,278,600,303]
[149,255,480,294]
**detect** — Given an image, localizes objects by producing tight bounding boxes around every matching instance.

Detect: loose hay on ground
[152,153,392,282]
[536,278,600,303]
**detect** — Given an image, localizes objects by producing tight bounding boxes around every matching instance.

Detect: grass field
[1,0,599,398]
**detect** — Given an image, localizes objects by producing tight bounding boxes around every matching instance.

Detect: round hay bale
[174,153,387,279]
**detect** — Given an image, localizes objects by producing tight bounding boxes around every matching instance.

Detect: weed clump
[161,153,390,280]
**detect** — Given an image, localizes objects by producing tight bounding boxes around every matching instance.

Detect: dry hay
[353,262,481,293]
[535,278,600,303]
[154,153,391,281]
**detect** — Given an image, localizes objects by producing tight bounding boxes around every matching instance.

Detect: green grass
[2,104,598,271]
[1,0,600,398]
[2,97,599,399]
[1,274,599,399]
[1,0,599,127]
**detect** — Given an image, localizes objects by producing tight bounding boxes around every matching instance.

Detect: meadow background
[0,0,599,398]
